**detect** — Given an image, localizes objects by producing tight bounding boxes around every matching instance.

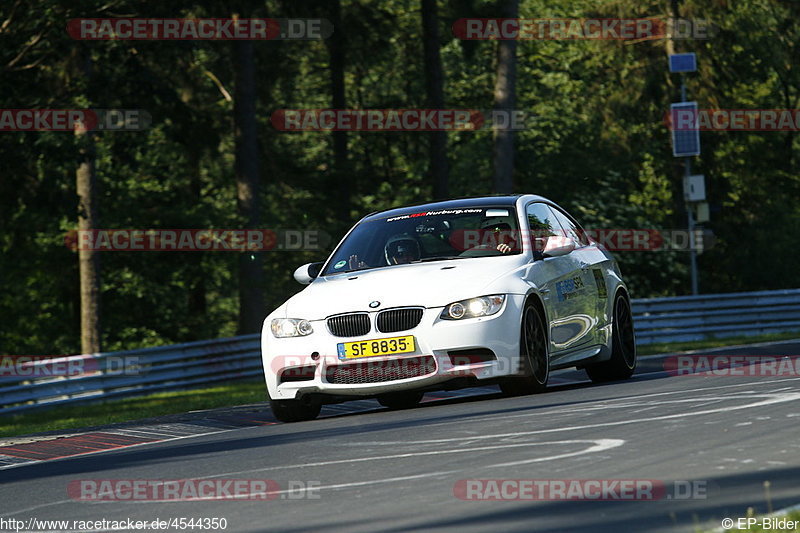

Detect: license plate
[337,335,415,359]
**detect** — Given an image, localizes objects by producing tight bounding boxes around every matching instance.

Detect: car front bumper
[261,295,526,400]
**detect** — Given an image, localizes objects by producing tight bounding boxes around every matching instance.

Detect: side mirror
[293,262,324,285]
[542,236,575,258]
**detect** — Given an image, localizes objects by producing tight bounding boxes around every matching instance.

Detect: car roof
[362,194,549,222]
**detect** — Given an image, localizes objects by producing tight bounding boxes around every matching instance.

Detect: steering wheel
[459,244,500,257]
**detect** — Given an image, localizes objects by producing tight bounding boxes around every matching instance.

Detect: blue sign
[669,53,697,73]
[670,102,701,157]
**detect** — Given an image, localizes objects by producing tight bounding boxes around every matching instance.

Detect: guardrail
[3,289,800,414]
[632,288,800,345]
[0,335,261,415]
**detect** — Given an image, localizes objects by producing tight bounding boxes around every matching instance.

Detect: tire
[377,391,424,410]
[270,398,321,423]
[500,301,549,396]
[586,292,637,382]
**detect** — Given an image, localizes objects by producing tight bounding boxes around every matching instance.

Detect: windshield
[321,206,522,276]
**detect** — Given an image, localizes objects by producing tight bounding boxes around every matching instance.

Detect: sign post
[669,52,702,295]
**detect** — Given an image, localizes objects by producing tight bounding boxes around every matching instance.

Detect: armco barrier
[0,335,261,415]
[632,288,800,345]
[2,289,799,414]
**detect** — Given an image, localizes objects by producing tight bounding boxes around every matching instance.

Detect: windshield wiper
[337,267,371,274]
[417,256,465,263]
[331,256,464,273]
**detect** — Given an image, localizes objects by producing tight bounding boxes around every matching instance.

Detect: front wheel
[586,293,637,382]
[270,398,321,423]
[500,301,549,396]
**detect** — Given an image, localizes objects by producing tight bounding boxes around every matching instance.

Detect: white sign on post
[683,174,706,202]
[695,202,710,223]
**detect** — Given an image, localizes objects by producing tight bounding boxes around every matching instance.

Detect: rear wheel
[500,301,549,396]
[270,398,321,423]
[586,293,637,382]
[377,391,424,410]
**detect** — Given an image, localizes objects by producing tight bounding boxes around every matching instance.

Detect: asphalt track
[2,340,800,533]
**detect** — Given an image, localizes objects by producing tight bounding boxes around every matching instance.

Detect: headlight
[271,318,314,338]
[440,295,505,320]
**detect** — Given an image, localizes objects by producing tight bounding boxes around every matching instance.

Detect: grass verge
[0,380,266,439]
[638,331,800,356]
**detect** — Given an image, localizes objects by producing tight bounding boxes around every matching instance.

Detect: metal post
[680,73,699,295]
[685,157,699,295]
[681,73,686,101]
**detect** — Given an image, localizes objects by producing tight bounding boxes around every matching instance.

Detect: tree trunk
[328,0,351,223]
[491,0,519,194]
[233,38,264,334]
[75,45,101,355]
[76,128,101,354]
[421,0,449,199]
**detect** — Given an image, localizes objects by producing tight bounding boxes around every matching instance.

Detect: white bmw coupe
[261,195,636,422]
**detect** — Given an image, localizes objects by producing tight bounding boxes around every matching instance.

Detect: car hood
[281,257,526,320]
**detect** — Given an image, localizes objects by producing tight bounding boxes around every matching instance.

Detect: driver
[384,235,421,265]
[480,220,518,254]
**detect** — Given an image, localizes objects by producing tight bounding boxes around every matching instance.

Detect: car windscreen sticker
[334,260,347,269]
[385,208,483,222]
[485,208,509,217]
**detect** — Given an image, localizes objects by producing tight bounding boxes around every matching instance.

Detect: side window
[526,203,560,252]
[549,207,589,247]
